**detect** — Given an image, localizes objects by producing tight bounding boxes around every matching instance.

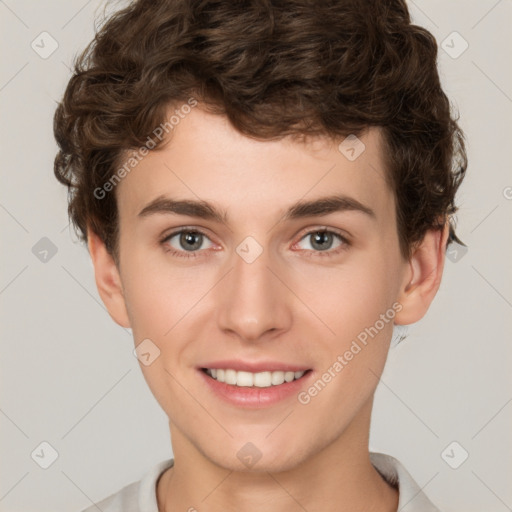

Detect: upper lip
[198,360,311,373]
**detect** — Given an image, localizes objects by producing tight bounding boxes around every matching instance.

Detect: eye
[160,226,351,260]
[294,228,350,257]
[160,228,214,258]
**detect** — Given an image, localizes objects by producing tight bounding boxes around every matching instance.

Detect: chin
[202,436,312,474]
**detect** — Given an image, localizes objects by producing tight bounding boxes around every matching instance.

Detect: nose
[215,243,293,343]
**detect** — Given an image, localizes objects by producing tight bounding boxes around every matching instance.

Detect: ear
[87,228,131,328]
[394,221,450,326]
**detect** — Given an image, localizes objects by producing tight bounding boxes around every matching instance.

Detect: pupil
[181,231,201,251]
[312,231,332,251]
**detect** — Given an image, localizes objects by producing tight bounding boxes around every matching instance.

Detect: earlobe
[87,228,131,328]
[394,221,450,326]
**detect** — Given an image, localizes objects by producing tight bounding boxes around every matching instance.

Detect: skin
[87,104,449,512]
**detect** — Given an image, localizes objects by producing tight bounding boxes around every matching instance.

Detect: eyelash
[160,227,351,259]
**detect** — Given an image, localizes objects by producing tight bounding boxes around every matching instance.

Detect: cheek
[300,291,397,430]
[120,254,199,341]
[312,258,397,338]
[329,255,400,368]
[123,281,172,342]
[121,265,195,413]
[301,254,400,402]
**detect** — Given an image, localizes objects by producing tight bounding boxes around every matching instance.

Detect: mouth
[196,358,314,408]
[200,367,312,387]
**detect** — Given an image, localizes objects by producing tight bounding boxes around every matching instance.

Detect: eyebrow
[137,194,376,223]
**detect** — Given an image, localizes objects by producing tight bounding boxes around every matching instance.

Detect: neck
[157,398,398,512]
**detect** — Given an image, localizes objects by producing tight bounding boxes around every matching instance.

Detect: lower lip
[198,369,313,408]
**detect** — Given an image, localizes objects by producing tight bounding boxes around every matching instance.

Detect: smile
[202,368,308,387]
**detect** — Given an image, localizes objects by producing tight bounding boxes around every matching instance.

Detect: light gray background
[1,1,511,511]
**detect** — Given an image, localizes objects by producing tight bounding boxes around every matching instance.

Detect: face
[106,105,415,472]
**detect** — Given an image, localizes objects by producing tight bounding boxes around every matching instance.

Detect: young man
[54,1,467,511]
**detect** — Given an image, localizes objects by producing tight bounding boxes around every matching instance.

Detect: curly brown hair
[53,0,467,265]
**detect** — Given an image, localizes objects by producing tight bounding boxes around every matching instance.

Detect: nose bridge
[216,238,291,340]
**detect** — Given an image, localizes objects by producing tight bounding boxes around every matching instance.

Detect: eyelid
[294,225,351,243]
[160,226,217,248]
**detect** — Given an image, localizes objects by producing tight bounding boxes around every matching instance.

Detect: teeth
[204,368,306,387]
[237,371,254,387]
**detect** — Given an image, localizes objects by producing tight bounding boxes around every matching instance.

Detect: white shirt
[79,452,440,512]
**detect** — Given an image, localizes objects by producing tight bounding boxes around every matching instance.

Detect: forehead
[115,105,394,228]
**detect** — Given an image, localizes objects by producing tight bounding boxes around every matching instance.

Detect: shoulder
[77,458,174,512]
[79,480,140,512]
[370,452,441,512]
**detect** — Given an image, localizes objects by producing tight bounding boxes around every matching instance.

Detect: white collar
[133,451,441,512]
